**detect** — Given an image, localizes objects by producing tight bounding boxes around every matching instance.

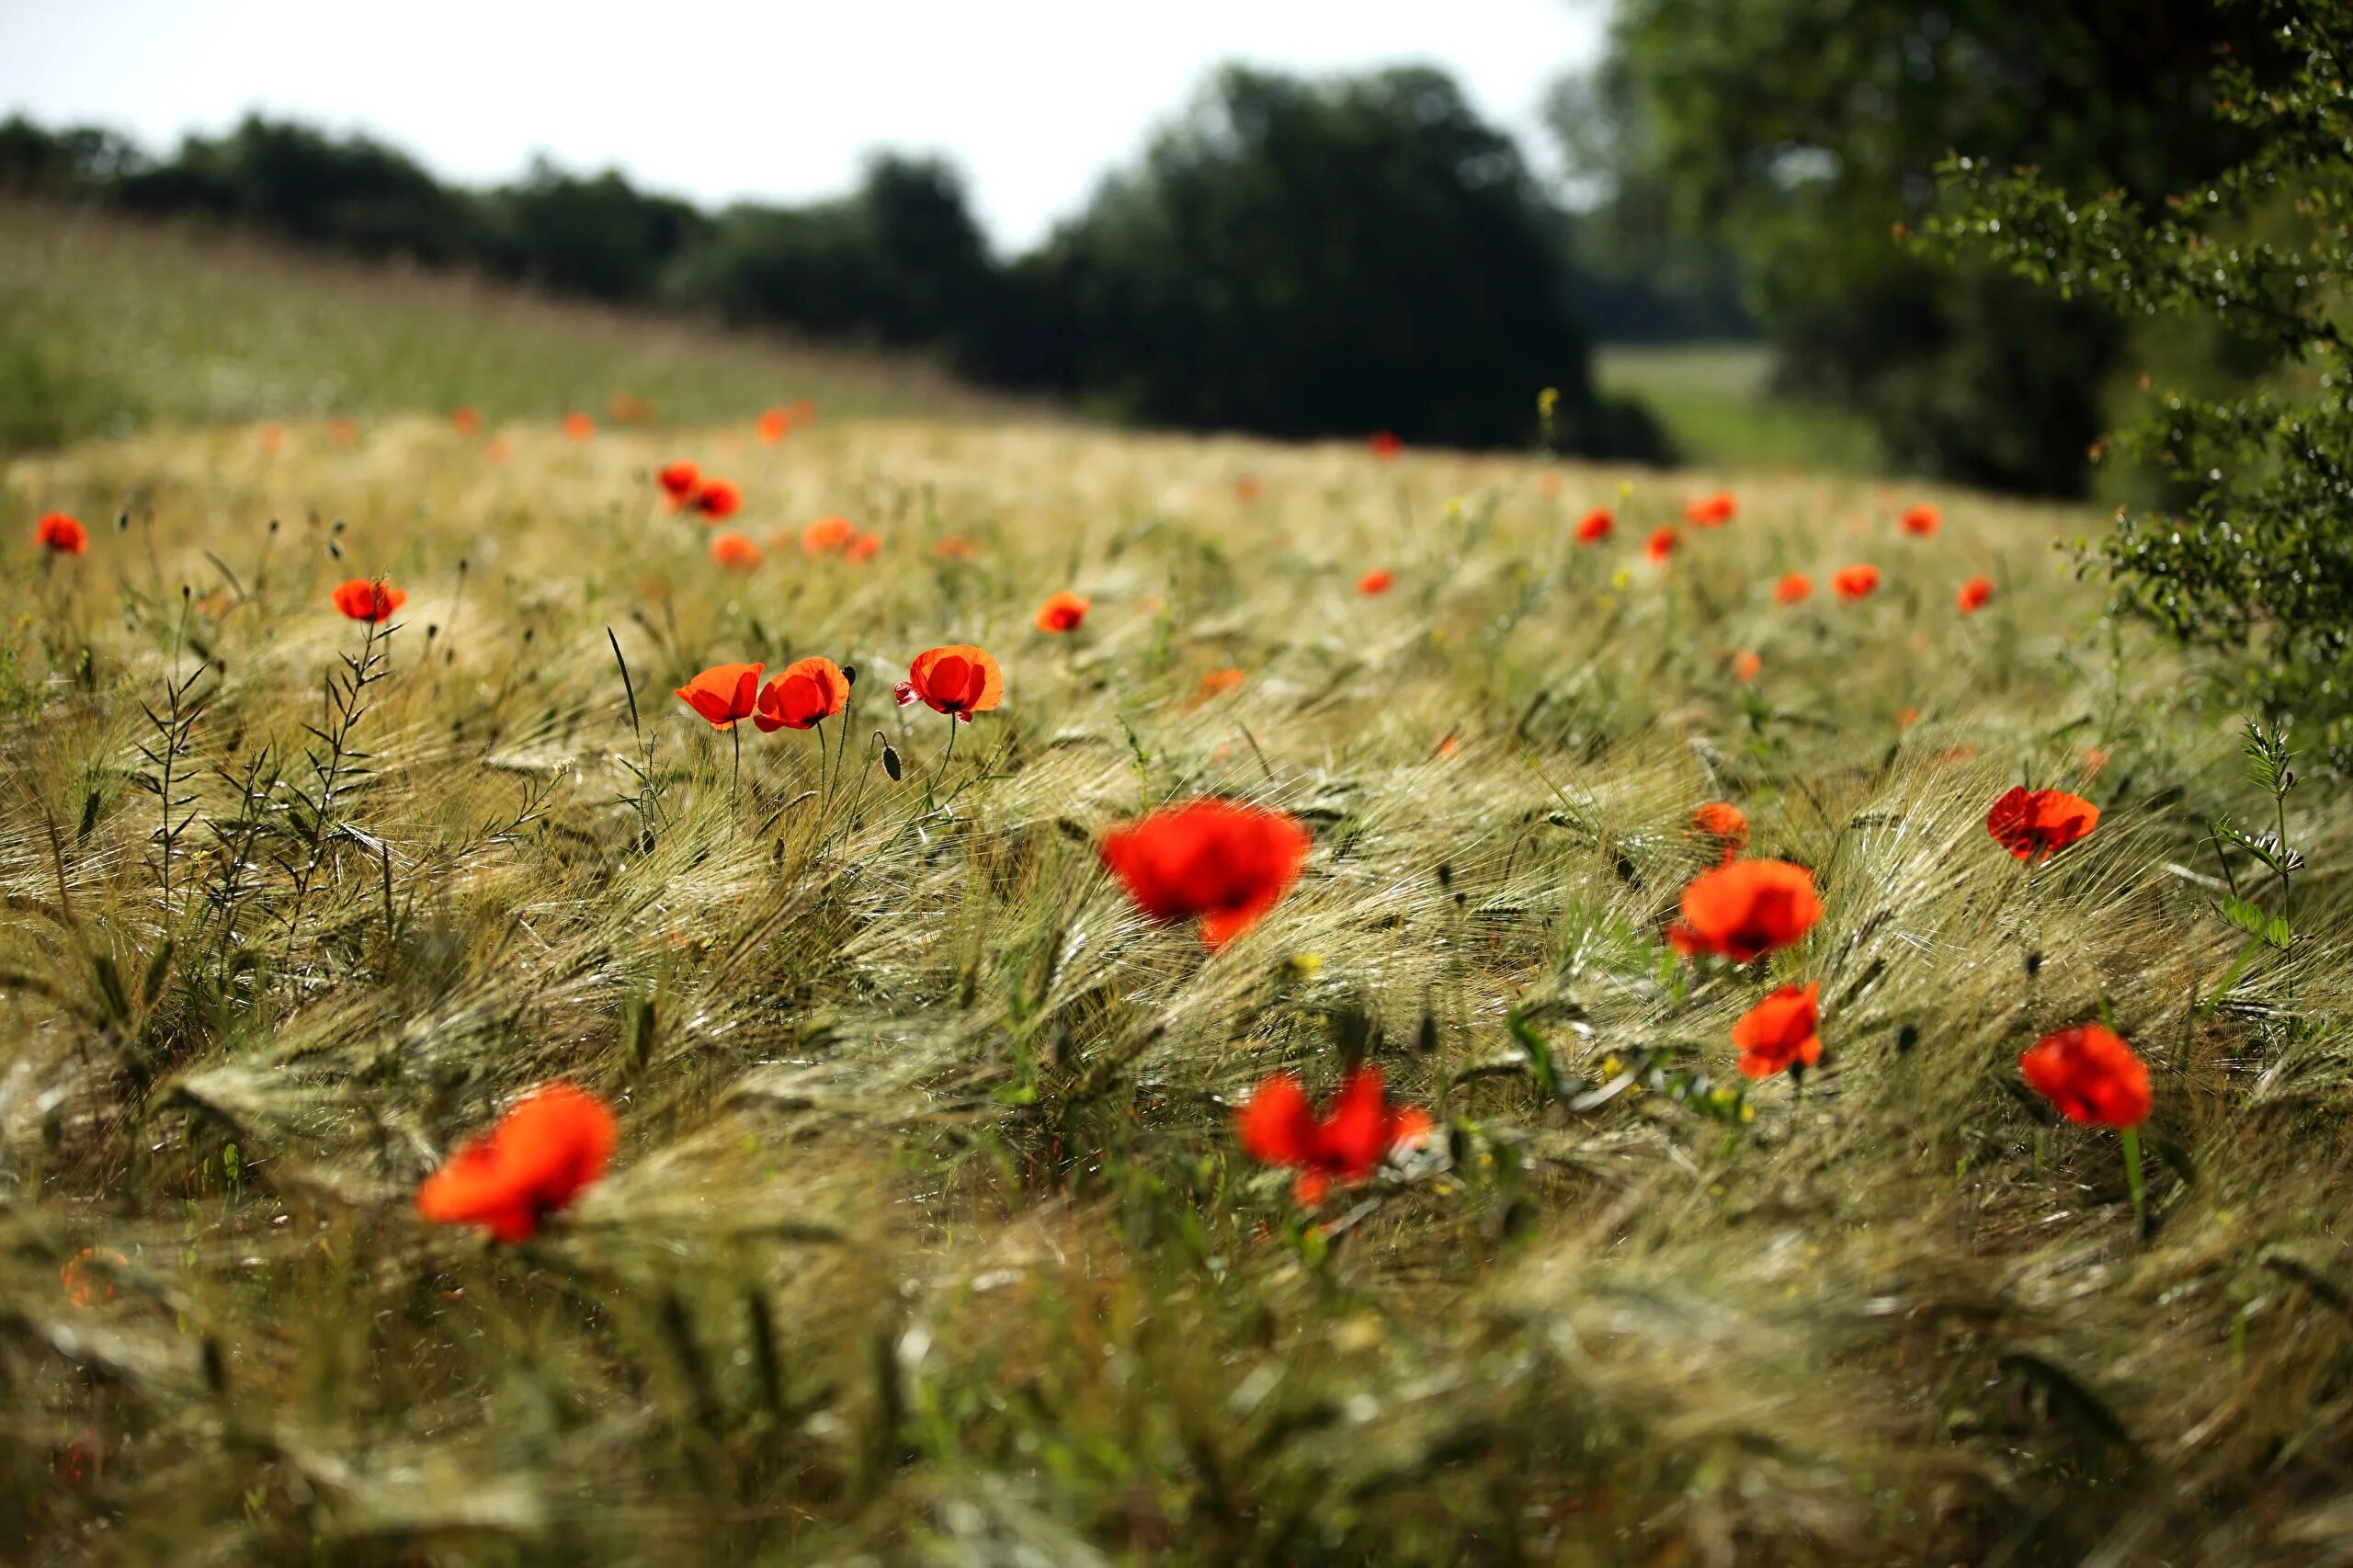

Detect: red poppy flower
[1692,801,1749,858]
[1732,983,1823,1079]
[1234,476,1264,503]
[332,578,405,622]
[415,1083,619,1243]
[789,398,816,426]
[675,662,764,728]
[802,516,855,555]
[1369,430,1404,460]
[1900,504,1940,537]
[754,656,849,732]
[756,406,790,443]
[1035,590,1091,633]
[1575,508,1614,544]
[1685,493,1736,527]
[451,406,481,436]
[1358,569,1395,596]
[1832,563,1881,601]
[1645,526,1678,563]
[259,425,284,454]
[485,437,512,463]
[1896,706,1921,727]
[691,479,743,520]
[847,532,881,562]
[710,532,762,571]
[1957,574,1994,614]
[563,412,595,440]
[657,460,701,503]
[1101,799,1312,949]
[895,645,1003,722]
[59,1247,126,1308]
[35,513,87,556]
[1774,573,1812,604]
[2019,1023,2151,1128]
[1667,858,1824,961]
[1732,649,1762,682]
[1188,667,1246,709]
[330,417,356,445]
[1985,786,2099,864]
[1236,1066,1433,1207]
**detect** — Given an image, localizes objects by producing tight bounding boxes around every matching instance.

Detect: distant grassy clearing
[1596,340,1884,474]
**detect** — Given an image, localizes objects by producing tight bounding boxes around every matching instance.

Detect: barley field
[2,402,2347,1566]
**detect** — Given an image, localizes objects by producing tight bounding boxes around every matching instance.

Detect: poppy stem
[2120,1125,2145,1230]
[731,722,742,811]
[932,711,959,797]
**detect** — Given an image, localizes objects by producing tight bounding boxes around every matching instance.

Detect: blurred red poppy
[1732,649,1762,682]
[2019,1023,2151,1127]
[563,412,595,440]
[754,656,849,732]
[451,406,481,436]
[788,398,816,426]
[330,417,356,445]
[1237,1066,1433,1207]
[1645,526,1678,563]
[1732,983,1823,1078]
[1668,858,1824,961]
[259,425,284,454]
[1101,799,1312,949]
[1575,508,1613,544]
[1774,573,1812,604]
[691,479,743,520]
[1692,801,1749,858]
[1901,504,1941,537]
[847,531,881,562]
[415,1083,619,1243]
[1832,563,1881,601]
[1358,569,1395,596]
[657,460,701,504]
[1234,476,1264,503]
[1685,493,1736,527]
[1985,786,2099,864]
[1188,667,1247,709]
[485,437,512,463]
[1370,431,1404,460]
[1035,590,1091,632]
[1957,574,1994,614]
[35,513,87,556]
[933,535,978,559]
[332,578,405,622]
[896,645,1003,721]
[756,406,790,443]
[675,662,764,728]
[710,532,762,571]
[802,516,856,555]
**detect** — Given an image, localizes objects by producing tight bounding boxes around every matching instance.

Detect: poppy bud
[841,665,858,686]
[881,742,903,781]
[1436,862,1453,892]
[1416,1014,1439,1054]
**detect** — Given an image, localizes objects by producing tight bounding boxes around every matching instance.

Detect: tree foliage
[976,67,1661,456]
[1578,0,2285,494]
[1930,0,2353,767]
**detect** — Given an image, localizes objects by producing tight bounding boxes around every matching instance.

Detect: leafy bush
[1930,0,2353,766]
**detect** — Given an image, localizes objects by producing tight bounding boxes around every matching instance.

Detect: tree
[977,65,1663,458]
[1575,0,2286,493]
[1933,0,2353,767]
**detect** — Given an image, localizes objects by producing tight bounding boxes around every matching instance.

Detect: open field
[0,203,1029,453]
[2,409,2348,1566]
[1594,343,1885,476]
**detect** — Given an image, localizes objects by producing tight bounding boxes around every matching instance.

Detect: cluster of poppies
[1661,774,2144,1147]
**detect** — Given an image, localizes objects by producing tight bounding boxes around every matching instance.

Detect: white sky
[0,0,1608,252]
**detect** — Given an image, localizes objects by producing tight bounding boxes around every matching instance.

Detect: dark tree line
[1566,0,2296,495]
[0,75,1672,461]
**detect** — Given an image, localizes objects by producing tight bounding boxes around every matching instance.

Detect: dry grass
[1,414,2347,1565]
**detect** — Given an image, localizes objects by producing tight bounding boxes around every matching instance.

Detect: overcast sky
[0,1,1608,252]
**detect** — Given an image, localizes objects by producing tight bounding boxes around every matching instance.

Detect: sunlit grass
[0,405,2345,1564]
